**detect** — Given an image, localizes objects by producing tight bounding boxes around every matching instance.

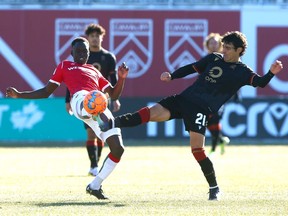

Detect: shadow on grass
[35,201,126,207]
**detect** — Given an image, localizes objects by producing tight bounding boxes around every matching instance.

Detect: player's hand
[270,60,283,75]
[65,102,73,115]
[6,87,20,98]
[118,62,129,79]
[112,100,121,112]
[160,72,172,82]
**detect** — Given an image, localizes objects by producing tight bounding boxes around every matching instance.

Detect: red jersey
[49,60,111,95]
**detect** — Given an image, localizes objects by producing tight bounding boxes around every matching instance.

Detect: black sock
[115,113,142,128]
[210,130,220,151]
[198,157,217,187]
[97,146,102,162]
[86,145,98,168]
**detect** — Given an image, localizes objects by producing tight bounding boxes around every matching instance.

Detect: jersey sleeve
[98,74,112,92]
[49,62,64,86]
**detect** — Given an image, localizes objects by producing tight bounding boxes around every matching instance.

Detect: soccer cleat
[208,187,220,201]
[220,136,230,155]
[86,184,109,200]
[93,113,114,132]
[88,167,99,176]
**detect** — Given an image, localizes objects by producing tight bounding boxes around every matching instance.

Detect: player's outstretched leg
[86,134,124,200]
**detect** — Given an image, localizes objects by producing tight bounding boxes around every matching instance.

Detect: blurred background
[0,0,287,144]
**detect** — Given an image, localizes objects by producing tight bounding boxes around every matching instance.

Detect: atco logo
[54,18,98,65]
[206,66,223,83]
[164,19,208,79]
[222,101,288,137]
[110,19,153,78]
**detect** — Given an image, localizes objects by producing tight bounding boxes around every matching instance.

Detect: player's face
[87,32,103,50]
[222,43,241,63]
[207,37,221,53]
[72,41,89,64]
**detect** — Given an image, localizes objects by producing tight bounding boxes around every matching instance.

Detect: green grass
[0,141,287,215]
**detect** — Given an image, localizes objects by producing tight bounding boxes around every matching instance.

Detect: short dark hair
[222,31,248,56]
[71,37,89,47]
[85,23,106,36]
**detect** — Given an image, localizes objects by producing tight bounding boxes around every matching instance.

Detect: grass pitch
[0,140,287,216]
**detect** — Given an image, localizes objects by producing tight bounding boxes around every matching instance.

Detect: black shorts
[158,95,208,135]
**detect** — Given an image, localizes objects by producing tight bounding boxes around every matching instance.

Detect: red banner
[0,10,240,97]
[257,27,288,96]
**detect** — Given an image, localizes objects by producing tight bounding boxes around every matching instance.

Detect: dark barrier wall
[1,97,286,143]
[118,97,288,143]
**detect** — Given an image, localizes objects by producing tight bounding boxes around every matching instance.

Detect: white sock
[89,156,118,190]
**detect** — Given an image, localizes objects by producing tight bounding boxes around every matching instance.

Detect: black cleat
[208,187,220,201]
[93,113,113,132]
[86,184,109,200]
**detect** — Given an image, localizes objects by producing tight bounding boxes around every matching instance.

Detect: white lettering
[222,103,246,136]
[247,102,268,136]
[0,37,45,90]
[0,105,9,127]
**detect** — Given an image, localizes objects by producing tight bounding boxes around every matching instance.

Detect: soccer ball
[83,90,108,115]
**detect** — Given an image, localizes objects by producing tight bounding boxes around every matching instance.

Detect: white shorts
[70,90,121,142]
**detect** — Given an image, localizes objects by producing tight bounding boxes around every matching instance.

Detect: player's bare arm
[6,82,58,99]
[105,62,129,100]
[270,60,283,75]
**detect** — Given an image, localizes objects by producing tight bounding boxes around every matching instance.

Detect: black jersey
[87,48,117,85]
[174,53,269,113]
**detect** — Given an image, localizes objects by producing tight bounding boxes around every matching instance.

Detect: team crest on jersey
[164,19,208,77]
[109,19,153,78]
[54,18,98,65]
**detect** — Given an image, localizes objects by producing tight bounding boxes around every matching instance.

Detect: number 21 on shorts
[195,113,207,127]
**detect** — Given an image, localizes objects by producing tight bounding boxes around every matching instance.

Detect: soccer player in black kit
[96,31,284,200]
[65,24,120,176]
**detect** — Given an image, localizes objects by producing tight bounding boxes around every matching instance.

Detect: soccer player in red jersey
[6,37,129,200]
[65,24,120,176]
[97,31,284,200]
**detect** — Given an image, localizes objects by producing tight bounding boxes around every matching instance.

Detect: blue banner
[0,98,85,141]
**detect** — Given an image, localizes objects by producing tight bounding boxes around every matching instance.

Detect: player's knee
[106,135,125,158]
[192,147,207,162]
[111,145,124,158]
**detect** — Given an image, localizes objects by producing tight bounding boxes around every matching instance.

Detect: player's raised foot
[220,136,230,155]
[88,167,99,176]
[208,187,220,201]
[86,185,108,200]
[93,113,114,132]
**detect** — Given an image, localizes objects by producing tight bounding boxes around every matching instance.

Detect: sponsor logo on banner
[110,19,153,78]
[222,101,288,137]
[54,18,98,64]
[260,28,288,94]
[164,19,208,77]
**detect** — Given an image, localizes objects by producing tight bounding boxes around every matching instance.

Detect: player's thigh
[149,103,171,122]
[86,126,98,140]
[189,131,205,149]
